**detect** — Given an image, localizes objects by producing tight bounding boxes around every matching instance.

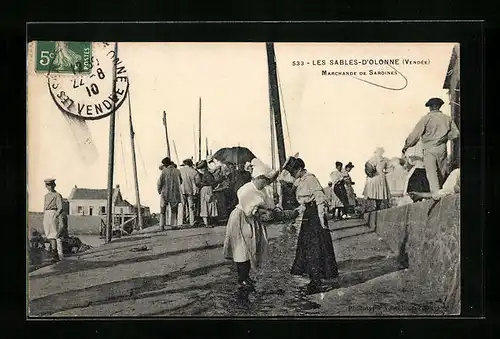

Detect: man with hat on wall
[157,157,183,230]
[402,97,460,199]
[43,178,65,262]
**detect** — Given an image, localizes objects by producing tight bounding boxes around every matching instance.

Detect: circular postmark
[47,42,129,120]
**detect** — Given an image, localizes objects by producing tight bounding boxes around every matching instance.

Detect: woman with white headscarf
[223,162,279,296]
[250,158,276,209]
[362,147,390,210]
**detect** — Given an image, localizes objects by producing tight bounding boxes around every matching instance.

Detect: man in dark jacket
[157,157,182,230]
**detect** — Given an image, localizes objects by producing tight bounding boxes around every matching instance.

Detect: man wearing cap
[402,97,460,198]
[178,158,200,227]
[43,178,65,262]
[157,157,183,230]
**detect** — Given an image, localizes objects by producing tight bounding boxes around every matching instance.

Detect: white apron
[43,210,60,239]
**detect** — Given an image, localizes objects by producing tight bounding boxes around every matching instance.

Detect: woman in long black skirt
[280,156,339,295]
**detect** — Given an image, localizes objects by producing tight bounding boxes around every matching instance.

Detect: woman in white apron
[223,162,278,296]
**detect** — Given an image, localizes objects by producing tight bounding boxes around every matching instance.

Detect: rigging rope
[127,86,148,178]
[136,141,148,177]
[119,130,130,191]
[276,64,293,153]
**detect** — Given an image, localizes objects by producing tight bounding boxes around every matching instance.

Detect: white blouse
[236,182,266,217]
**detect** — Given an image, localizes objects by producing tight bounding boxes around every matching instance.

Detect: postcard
[27,41,460,317]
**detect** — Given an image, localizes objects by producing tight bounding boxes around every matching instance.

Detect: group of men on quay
[40,96,461,296]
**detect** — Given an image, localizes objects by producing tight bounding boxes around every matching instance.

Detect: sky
[27,42,456,212]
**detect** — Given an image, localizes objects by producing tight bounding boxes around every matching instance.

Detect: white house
[67,185,150,217]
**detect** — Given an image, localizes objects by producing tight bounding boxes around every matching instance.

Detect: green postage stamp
[35,41,92,73]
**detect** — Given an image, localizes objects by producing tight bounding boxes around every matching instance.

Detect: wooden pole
[266,43,286,168]
[128,89,143,230]
[269,109,276,170]
[163,111,171,158]
[106,42,119,243]
[198,97,202,162]
[270,107,278,196]
[173,140,180,164]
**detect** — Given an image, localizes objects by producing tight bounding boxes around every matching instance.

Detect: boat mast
[266,42,286,168]
[163,111,171,158]
[128,89,143,230]
[106,42,119,243]
[198,97,202,162]
[269,104,277,170]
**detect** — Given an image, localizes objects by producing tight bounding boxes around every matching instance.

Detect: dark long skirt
[291,202,339,280]
[407,168,430,193]
[333,183,349,207]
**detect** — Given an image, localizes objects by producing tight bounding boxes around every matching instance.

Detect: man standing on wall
[402,97,460,200]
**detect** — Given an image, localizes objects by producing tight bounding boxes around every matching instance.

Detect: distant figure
[213,157,234,219]
[157,157,183,230]
[386,157,409,206]
[178,158,200,227]
[342,162,357,215]
[225,162,239,211]
[330,161,349,219]
[233,163,252,193]
[43,178,64,262]
[323,182,334,210]
[363,147,390,210]
[276,168,300,211]
[402,97,460,199]
[197,160,219,227]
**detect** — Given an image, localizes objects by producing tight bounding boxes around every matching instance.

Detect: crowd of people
[221,96,461,298]
[39,96,461,296]
[156,155,265,229]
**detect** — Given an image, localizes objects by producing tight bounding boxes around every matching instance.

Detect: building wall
[69,200,136,216]
[69,199,108,216]
[369,193,460,313]
[114,205,134,215]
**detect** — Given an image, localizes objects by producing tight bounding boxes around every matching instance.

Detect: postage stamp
[27,40,463,318]
[36,41,93,74]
